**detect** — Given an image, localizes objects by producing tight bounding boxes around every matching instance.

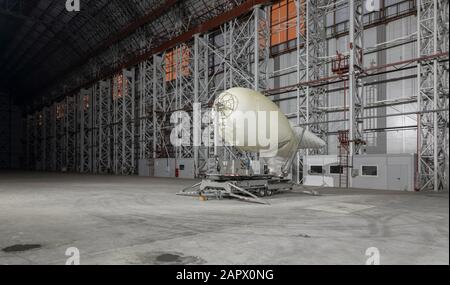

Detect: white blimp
[213,87,326,177]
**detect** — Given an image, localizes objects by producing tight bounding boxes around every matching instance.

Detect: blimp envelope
[213,87,325,176]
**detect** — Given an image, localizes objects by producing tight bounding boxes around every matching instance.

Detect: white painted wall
[304,154,416,191]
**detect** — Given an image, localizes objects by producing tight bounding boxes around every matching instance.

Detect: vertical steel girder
[348,0,364,187]
[175,42,195,162]
[55,100,65,171]
[139,60,154,161]
[65,96,77,172]
[91,82,101,174]
[97,79,112,174]
[42,105,56,171]
[308,0,329,153]
[193,33,212,176]
[87,79,113,174]
[36,111,44,170]
[26,114,35,170]
[78,88,92,173]
[221,8,269,90]
[113,69,136,175]
[152,43,194,163]
[296,0,330,183]
[153,42,199,164]
[152,53,171,160]
[53,96,76,172]
[417,0,449,191]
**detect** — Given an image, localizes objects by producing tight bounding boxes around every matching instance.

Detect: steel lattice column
[138,60,154,161]
[97,80,112,174]
[25,114,35,170]
[152,54,170,160]
[193,33,213,177]
[65,96,77,172]
[416,0,449,191]
[308,0,329,155]
[36,111,44,170]
[348,0,364,187]
[174,42,195,162]
[296,0,330,183]
[91,82,101,174]
[221,8,269,90]
[43,106,54,171]
[55,100,65,171]
[112,69,136,175]
[78,88,92,173]
[296,0,308,184]
[25,114,33,170]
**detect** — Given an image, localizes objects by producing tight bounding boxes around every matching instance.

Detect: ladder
[338,130,349,188]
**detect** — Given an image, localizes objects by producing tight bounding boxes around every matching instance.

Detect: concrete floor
[0,171,448,265]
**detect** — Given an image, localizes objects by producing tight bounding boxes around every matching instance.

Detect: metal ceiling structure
[0,0,253,104]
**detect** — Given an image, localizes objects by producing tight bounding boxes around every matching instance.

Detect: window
[38,113,43,127]
[165,46,191,81]
[56,104,64,120]
[270,0,306,47]
[112,73,124,100]
[165,49,176,81]
[362,166,378,176]
[82,95,90,110]
[310,165,323,174]
[330,165,343,174]
[364,85,377,146]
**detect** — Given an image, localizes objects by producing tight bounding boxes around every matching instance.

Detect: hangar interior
[0,0,448,265]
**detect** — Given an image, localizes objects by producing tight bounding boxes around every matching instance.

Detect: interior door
[388,164,409,191]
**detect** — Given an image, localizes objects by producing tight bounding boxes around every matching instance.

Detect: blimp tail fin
[292,126,326,149]
[278,127,325,177]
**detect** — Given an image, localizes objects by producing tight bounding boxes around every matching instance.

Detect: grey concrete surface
[0,171,448,265]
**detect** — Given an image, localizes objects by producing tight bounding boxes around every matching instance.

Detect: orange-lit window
[165,50,176,82]
[56,104,64,119]
[270,0,305,47]
[38,113,43,127]
[165,46,191,81]
[113,73,125,100]
[83,95,90,110]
